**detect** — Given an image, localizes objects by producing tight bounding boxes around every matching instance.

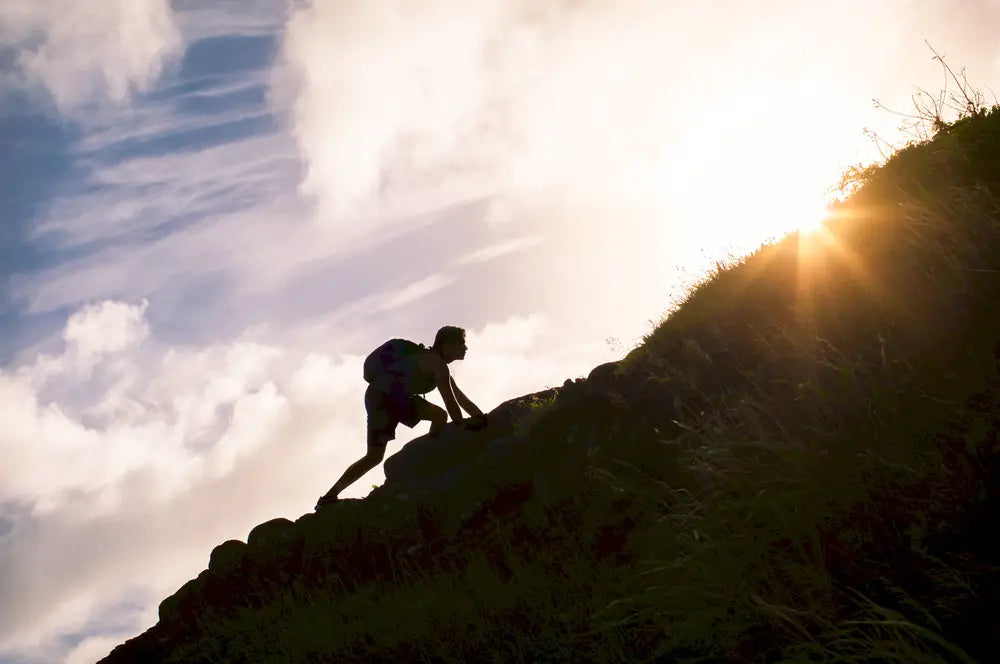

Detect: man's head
[432,325,467,363]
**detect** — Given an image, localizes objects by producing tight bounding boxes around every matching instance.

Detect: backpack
[363,338,426,383]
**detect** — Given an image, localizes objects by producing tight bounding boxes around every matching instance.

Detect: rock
[98,631,165,664]
[247,517,295,550]
[482,388,561,435]
[587,361,621,393]
[382,380,595,498]
[297,502,370,584]
[294,512,317,530]
[243,518,304,603]
[200,539,251,617]
[208,539,246,576]
[158,570,210,631]
[383,424,489,488]
[559,377,588,407]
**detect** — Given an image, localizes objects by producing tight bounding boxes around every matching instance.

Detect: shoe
[315,494,339,510]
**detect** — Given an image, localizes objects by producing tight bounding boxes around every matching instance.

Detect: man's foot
[315,494,339,510]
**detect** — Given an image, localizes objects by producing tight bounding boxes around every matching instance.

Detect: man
[315,325,487,508]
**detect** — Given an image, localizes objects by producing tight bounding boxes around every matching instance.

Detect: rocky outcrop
[381,382,579,493]
[100,364,660,664]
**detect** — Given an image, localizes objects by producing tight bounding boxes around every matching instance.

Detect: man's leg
[319,442,387,503]
[318,383,394,505]
[412,398,447,437]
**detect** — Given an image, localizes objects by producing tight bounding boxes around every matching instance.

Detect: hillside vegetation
[103,102,1000,663]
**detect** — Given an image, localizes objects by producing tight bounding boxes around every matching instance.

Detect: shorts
[365,381,430,447]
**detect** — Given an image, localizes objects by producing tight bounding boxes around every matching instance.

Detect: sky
[1,1,998,662]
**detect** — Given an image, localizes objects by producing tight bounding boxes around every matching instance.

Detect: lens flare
[796,204,831,235]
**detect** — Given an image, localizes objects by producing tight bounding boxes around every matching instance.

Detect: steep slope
[102,106,1000,663]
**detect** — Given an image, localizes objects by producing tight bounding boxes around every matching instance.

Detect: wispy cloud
[454,236,543,266]
[376,274,456,312]
[2,3,310,348]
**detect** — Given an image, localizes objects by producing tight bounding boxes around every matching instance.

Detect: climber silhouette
[316,325,487,508]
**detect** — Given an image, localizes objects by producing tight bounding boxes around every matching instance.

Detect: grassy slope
[162,107,1000,663]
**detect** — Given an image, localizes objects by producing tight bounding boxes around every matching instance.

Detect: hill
[101,104,1000,663]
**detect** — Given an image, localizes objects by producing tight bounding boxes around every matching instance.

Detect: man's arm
[433,360,464,423]
[450,377,483,417]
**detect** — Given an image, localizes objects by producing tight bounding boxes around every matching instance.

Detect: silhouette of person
[316,326,487,508]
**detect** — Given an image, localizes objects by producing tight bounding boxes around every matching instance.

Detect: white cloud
[454,236,543,266]
[172,0,288,42]
[468,313,545,354]
[273,0,1000,257]
[63,299,150,366]
[30,124,301,250]
[274,1,829,229]
[376,274,455,313]
[274,0,506,223]
[0,300,360,655]
[0,0,183,114]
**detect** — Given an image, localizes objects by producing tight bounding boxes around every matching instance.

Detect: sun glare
[797,205,829,234]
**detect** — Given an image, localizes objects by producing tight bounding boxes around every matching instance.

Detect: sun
[796,203,830,234]
[754,195,834,242]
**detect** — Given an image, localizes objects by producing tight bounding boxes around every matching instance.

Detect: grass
[146,101,1000,663]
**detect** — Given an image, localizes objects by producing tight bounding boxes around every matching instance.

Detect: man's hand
[462,413,489,431]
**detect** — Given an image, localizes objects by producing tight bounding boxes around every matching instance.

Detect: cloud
[273,0,1000,258]
[0,0,183,114]
[0,299,358,654]
[274,1,506,223]
[63,299,150,368]
[274,1,823,228]
[376,274,456,312]
[454,236,543,266]
[172,0,290,41]
[3,7,312,335]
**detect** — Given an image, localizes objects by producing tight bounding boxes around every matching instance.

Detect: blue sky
[1,1,999,662]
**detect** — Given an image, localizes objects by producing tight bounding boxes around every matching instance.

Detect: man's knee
[365,446,387,463]
[414,398,446,427]
[426,403,446,425]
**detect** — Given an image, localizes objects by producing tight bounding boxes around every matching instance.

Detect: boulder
[98,631,165,664]
[245,518,303,600]
[383,387,570,491]
[559,377,589,407]
[587,361,621,393]
[486,389,558,433]
[208,539,246,576]
[247,517,295,550]
[383,425,488,489]
[201,540,251,616]
[158,570,209,632]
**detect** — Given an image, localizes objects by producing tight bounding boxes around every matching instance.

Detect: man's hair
[432,325,466,350]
